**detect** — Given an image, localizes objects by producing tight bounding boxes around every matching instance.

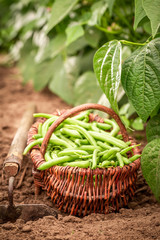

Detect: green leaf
[143,20,152,35]
[121,38,160,122]
[49,56,80,105]
[39,33,66,62]
[84,27,101,48]
[46,0,78,33]
[93,40,122,113]
[74,71,103,106]
[106,0,115,15]
[146,114,160,142]
[134,0,146,30]
[142,0,160,37]
[131,117,144,130]
[33,59,56,91]
[66,24,84,46]
[79,51,95,73]
[67,36,88,55]
[88,0,108,26]
[120,116,130,129]
[150,102,160,118]
[19,40,36,84]
[122,46,132,62]
[119,102,135,118]
[141,138,160,202]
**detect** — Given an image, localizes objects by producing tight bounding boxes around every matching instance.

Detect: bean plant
[93,0,160,202]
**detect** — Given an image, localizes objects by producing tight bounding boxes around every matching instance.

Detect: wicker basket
[27,104,141,216]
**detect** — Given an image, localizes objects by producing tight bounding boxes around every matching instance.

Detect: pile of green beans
[23,111,141,170]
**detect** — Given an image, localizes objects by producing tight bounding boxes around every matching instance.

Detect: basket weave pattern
[28,106,141,216]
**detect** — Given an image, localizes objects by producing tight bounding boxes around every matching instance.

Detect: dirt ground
[0,66,160,240]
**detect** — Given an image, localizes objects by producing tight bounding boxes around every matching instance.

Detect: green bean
[91,122,100,132]
[44,151,52,162]
[65,119,90,129]
[67,125,97,147]
[95,122,112,130]
[37,156,78,170]
[128,154,141,162]
[33,113,54,119]
[83,115,89,122]
[60,128,82,138]
[23,138,44,155]
[90,122,112,135]
[58,134,76,147]
[92,149,99,169]
[101,147,120,160]
[101,160,113,167]
[51,150,58,159]
[122,156,131,165]
[114,161,119,167]
[38,123,42,135]
[75,139,89,146]
[32,134,42,140]
[77,145,102,152]
[97,141,111,150]
[71,110,91,120]
[62,160,91,168]
[88,131,128,149]
[78,154,93,159]
[104,119,120,136]
[41,116,58,137]
[116,134,123,140]
[50,138,72,148]
[120,144,140,155]
[116,152,124,168]
[58,149,89,157]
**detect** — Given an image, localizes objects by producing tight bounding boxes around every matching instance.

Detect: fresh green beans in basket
[23,111,141,170]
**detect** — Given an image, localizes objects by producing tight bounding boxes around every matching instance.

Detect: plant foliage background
[0,0,152,106]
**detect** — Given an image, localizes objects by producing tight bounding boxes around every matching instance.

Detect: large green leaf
[93,40,122,113]
[33,59,56,91]
[66,24,84,46]
[146,114,160,143]
[134,0,146,30]
[49,56,80,105]
[39,33,66,62]
[46,0,78,33]
[74,71,103,106]
[142,0,160,37]
[121,38,160,122]
[141,138,160,202]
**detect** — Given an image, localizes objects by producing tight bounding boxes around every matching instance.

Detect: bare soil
[0,66,160,240]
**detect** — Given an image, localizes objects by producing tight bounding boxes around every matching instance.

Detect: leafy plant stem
[95,25,123,35]
[120,40,146,46]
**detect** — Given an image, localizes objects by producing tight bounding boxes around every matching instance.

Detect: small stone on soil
[2,223,15,230]
[21,225,32,232]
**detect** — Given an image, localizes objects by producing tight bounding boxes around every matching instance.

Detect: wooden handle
[41,103,129,156]
[4,103,36,177]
